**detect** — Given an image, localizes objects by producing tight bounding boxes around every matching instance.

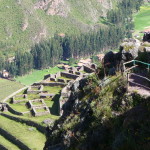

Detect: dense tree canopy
[0,0,143,76]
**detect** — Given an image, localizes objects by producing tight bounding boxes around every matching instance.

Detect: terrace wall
[0,128,30,150]
[36,82,66,87]
[61,72,79,80]
[6,104,23,116]
[2,86,28,103]
[83,65,95,73]
[27,85,43,94]
[0,144,7,150]
[44,74,50,80]
[1,113,46,133]
[32,106,50,117]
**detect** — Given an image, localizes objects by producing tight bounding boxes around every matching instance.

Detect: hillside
[44,74,150,150]
[134,3,150,35]
[0,0,119,56]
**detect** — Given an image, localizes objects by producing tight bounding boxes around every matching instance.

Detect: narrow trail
[128,73,150,96]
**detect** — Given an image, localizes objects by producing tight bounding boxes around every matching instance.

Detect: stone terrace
[3,60,97,117]
[27,85,44,94]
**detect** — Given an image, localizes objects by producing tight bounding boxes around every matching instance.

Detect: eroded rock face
[120,39,141,61]
[103,39,142,75]
[97,0,113,9]
[34,0,70,17]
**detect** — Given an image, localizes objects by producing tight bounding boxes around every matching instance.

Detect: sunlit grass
[15,67,63,86]
[134,5,150,35]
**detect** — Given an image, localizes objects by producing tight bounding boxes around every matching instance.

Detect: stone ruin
[79,65,96,74]
[7,62,97,117]
[27,85,44,94]
[28,99,50,116]
[32,106,50,117]
[27,99,46,108]
[12,94,28,104]
[43,63,96,85]
[0,103,8,112]
[59,77,82,116]
[39,93,55,99]
[43,71,80,84]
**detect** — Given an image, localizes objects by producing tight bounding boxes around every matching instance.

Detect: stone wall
[39,93,55,98]
[0,127,30,150]
[55,72,61,78]
[57,78,66,83]
[12,94,28,104]
[32,106,50,117]
[27,85,44,94]
[44,74,50,80]
[82,65,95,73]
[50,78,57,82]
[6,104,23,116]
[28,99,46,108]
[1,113,46,133]
[58,77,82,116]
[61,72,79,80]
[38,82,66,87]
[2,86,28,103]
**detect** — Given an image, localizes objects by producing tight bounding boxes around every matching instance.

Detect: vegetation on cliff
[45,74,150,150]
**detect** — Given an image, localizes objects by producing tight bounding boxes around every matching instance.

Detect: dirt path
[128,73,150,96]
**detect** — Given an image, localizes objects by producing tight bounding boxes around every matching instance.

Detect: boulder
[120,39,141,61]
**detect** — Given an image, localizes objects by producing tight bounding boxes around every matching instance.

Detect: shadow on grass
[50,94,60,116]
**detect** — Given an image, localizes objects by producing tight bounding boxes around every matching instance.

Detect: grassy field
[0,78,24,101]
[134,4,150,35]
[0,115,46,150]
[0,135,20,150]
[43,86,62,94]
[15,67,63,86]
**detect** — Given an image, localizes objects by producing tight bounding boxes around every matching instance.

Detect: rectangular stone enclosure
[27,85,44,94]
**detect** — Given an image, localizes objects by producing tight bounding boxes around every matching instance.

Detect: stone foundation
[27,85,44,94]
[61,72,79,80]
[28,99,46,108]
[12,94,28,104]
[32,106,50,117]
[39,93,55,98]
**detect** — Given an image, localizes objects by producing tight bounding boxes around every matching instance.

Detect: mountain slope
[44,74,150,150]
[0,0,119,56]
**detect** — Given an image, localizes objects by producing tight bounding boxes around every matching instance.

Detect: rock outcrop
[34,0,70,17]
[120,38,141,61]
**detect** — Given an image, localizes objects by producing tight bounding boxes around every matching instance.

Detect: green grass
[0,78,24,101]
[0,135,20,150]
[0,0,110,57]
[14,96,27,101]
[32,101,43,106]
[36,107,47,113]
[43,86,62,94]
[27,93,40,100]
[134,5,150,35]
[4,111,59,125]
[44,98,53,107]
[58,76,71,80]
[9,102,29,112]
[0,114,46,150]
[15,67,63,86]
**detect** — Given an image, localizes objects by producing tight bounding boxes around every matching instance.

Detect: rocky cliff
[44,74,150,150]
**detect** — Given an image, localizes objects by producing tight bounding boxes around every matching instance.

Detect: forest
[0,0,143,76]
